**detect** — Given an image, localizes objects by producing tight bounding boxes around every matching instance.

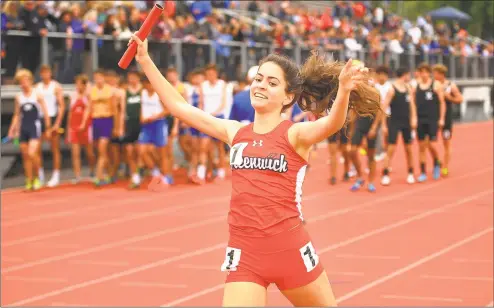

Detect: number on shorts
[300,242,319,272]
[220,247,241,272]
[229,142,248,166]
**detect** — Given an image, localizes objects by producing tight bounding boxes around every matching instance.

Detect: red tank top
[228,120,308,237]
[70,94,90,129]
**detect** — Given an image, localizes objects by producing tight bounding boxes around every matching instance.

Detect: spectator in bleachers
[18,1,48,74]
[190,0,212,24]
[68,4,86,82]
[1,1,22,80]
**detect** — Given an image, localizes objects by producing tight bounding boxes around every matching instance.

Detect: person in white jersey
[200,64,228,181]
[35,65,65,187]
[138,76,170,187]
[8,69,51,191]
[372,66,391,162]
[185,68,206,184]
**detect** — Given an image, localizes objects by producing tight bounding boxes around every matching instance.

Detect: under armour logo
[426,91,433,100]
[252,140,263,147]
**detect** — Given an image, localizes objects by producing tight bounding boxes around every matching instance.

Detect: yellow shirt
[90,84,114,118]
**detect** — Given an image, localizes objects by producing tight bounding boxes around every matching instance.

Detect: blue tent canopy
[427,6,471,21]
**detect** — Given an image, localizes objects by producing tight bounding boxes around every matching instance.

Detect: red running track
[2,120,493,306]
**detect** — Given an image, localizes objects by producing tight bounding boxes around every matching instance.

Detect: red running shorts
[67,126,92,145]
[221,223,324,290]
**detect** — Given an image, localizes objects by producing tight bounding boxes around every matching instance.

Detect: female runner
[128,34,380,306]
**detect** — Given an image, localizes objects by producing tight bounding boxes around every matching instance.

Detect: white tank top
[36,81,58,117]
[19,90,40,108]
[375,81,392,115]
[19,90,41,123]
[141,89,163,119]
[201,80,225,115]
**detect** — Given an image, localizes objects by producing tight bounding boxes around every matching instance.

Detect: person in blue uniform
[7,69,51,190]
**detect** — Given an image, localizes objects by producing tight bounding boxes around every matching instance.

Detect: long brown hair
[259,52,382,122]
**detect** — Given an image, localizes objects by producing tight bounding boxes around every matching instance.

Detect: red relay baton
[118,4,164,69]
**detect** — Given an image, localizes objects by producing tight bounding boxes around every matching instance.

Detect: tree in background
[384,0,493,40]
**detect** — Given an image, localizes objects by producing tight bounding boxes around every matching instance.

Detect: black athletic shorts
[121,122,141,144]
[20,120,42,143]
[387,118,412,145]
[40,115,57,134]
[417,120,438,141]
[328,126,349,144]
[351,117,378,149]
[166,115,175,137]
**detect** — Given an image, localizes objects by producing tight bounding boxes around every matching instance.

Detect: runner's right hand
[129,32,150,63]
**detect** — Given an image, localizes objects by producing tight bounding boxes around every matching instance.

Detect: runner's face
[94,73,105,86]
[40,69,52,81]
[75,80,86,93]
[419,69,430,82]
[376,72,388,84]
[250,61,288,114]
[402,72,411,83]
[19,76,32,89]
[127,74,140,87]
[432,71,445,82]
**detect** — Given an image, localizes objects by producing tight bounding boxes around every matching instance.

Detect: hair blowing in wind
[299,51,382,119]
[258,52,383,121]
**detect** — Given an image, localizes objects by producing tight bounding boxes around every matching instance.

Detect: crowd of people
[6,56,462,193]
[0,0,474,191]
[2,0,492,85]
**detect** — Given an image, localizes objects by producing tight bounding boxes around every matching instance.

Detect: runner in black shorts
[432,64,463,177]
[413,63,446,182]
[380,67,417,186]
[7,69,51,191]
[349,111,382,192]
[327,126,350,185]
[121,70,143,188]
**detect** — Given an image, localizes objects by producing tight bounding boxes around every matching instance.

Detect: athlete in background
[35,65,65,187]
[201,64,228,181]
[84,69,118,187]
[349,111,382,192]
[121,70,143,188]
[431,64,463,177]
[105,70,125,183]
[327,126,350,185]
[66,74,95,183]
[8,69,51,191]
[380,67,417,185]
[138,77,170,187]
[413,63,446,182]
[373,66,392,162]
[186,68,206,184]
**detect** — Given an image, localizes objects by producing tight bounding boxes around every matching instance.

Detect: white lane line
[335,254,401,260]
[120,281,188,289]
[381,294,463,303]
[421,274,493,282]
[336,227,493,303]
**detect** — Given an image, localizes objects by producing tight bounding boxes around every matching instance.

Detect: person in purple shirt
[68,4,85,82]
